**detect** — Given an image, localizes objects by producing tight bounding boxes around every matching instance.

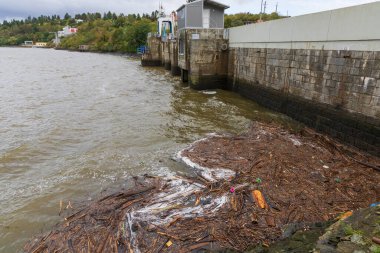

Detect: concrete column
[163,42,171,70]
[141,36,162,66]
[170,40,181,76]
[187,29,229,90]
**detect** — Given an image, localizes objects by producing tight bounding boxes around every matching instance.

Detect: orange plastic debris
[337,211,353,220]
[195,196,200,206]
[252,190,267,209]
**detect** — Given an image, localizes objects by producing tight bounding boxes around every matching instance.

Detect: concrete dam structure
[142,1,380,156]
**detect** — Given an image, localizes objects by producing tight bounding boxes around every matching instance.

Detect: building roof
[205,0,229,9]
[177,0,229,11]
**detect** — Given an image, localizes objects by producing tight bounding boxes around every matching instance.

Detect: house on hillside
[58,26,78,38]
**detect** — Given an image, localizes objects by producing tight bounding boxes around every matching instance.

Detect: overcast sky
[0,0,379,21]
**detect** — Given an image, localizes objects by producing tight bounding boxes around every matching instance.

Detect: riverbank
[24,121,380,252]
[53,46,141,58]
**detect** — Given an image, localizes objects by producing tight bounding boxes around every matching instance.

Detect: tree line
[224,12,285,28]
[0,11,158,52]
[0,11,285,53]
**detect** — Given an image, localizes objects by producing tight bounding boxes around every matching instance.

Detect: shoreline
[1,45,141,59]
[24,121,380,252]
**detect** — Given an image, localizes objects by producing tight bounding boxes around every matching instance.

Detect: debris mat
[24,122,380,252]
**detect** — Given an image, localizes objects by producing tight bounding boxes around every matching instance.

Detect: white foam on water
[175,135,236,182]
[125,136,236,251]
[201,90,217,95]
[125,176,229,251]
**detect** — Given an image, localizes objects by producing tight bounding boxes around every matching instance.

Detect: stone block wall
[178,29,229,90]
[228,47,380,155]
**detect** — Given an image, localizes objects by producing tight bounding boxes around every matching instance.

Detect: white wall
[228,2,380,51]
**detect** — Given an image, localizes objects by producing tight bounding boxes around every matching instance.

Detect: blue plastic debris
[370,202,380,207]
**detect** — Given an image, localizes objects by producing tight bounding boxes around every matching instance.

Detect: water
[0,47,294,252]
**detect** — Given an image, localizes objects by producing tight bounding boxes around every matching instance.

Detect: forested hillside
[0,11,285,53]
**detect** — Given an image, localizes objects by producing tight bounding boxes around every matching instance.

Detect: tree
[64,13,71,20]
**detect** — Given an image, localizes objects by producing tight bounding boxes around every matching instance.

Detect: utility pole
[260,0,264,21]
[276,2,278,13]
[264,1,267,14]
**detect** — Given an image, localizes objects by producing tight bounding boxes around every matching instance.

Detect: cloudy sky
[0,0,378,20]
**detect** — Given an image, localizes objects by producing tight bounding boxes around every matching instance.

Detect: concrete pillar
[186,29,229,90]
[161,42,165,66]
[141,36,162,66]
[163,42,171,70]
[170,40,181,76]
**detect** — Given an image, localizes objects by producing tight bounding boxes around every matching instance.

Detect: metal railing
[137,46,148,54]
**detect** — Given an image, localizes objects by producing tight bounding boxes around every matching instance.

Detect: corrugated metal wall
[177,8,186,30]
[186,1,203,28]
[204,4,224,28]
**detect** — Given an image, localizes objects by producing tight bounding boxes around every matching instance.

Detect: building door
[203,9,210,28]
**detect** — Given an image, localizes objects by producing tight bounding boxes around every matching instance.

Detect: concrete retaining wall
[229,2,380,51]
[227,2,380,156]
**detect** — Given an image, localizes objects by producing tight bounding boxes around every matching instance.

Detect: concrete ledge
[229,78,380,156]
[229,40,380,51]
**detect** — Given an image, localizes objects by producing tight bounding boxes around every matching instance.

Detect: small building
[24,41,33,46]
[157,12,177,41]
[35,42,47,47]
[176,0,229,30]
[58,26,78,38]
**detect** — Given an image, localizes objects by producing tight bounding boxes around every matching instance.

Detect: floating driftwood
[25,122,380,252]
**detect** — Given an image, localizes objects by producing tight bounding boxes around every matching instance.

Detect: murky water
[0,47,294,252]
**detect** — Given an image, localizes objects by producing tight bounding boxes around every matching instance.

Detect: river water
[0,47,294,252]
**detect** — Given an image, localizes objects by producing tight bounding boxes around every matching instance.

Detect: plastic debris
[166,240,173,247]
[252,190,267,209]
[230,187,235,193]
[195,196,201,206]
[255,178,262,184]
[370,202,380,207]
[337,211,353,220]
